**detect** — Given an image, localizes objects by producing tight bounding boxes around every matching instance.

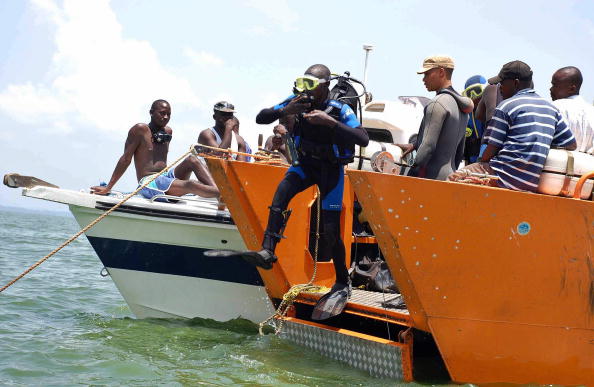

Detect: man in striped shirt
[478,61,576,191]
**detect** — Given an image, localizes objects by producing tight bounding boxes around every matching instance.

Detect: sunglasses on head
[294,75,328,93]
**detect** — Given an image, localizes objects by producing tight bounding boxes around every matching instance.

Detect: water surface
[1,208,424,386]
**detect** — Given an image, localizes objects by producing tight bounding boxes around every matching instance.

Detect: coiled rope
[258,189,328,335]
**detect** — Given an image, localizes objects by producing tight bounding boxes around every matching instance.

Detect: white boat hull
[21,186,275,323]
[108,268,274,321]
[69,205,275,322]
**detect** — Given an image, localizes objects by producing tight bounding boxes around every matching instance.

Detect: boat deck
[297,288,411,327]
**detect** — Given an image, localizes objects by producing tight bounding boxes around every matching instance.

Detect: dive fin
[240,249,277,270]
[311,281,351,321]
[3,173,59,189]
[204,249,277,270]
[204,249,245,258]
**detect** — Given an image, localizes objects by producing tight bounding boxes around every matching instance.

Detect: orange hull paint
[347,171,594,385]
[206,158,354,298]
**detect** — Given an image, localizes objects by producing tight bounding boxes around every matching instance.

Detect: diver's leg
[310,165,351,320]
[239,168,312,269]
[317,165,348,284]
[321,210,349,285]
[262,170,312,253]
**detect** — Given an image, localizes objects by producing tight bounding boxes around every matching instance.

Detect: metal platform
[280,317,413,381]
[297,288,411,327]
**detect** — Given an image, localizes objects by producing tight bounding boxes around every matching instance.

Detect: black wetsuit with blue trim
[255,95,368,284]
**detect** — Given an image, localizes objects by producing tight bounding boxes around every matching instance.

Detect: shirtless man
[197,101,251,162]
[263,124,290,162]
[90,99,219,198]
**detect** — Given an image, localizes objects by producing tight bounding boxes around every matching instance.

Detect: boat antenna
[362,44,374,85]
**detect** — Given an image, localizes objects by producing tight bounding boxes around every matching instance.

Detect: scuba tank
[328,71,364,118]
[326,72,366,166]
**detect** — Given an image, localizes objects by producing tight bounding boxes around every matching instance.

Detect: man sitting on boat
[550,66,594,154]
[263,124,290,163]
[198,101,252,162]
[449,61,577,190]
[90,99,219,199]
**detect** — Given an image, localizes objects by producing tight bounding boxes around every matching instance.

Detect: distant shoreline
[0,205,70,217]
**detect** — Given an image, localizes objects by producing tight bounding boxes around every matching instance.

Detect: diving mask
[152,130,172,144]
[294,75,328,93]
[462,83,486,100]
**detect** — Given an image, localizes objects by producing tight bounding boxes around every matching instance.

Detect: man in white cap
[398,55,473,180]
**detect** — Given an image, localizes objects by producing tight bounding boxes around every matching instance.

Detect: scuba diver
[209,64,369,320]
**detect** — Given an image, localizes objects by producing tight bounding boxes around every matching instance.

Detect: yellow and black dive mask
[294,75,328,93]
[462,83,486,100]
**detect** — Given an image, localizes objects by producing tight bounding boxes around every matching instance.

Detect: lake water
[0,208,427,386]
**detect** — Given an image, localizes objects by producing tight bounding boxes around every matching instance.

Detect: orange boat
[206,158,418,381]
[206,157,593,385]
[347,170,594,385]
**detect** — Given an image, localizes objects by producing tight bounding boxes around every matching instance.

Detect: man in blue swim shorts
[90,99,219,199]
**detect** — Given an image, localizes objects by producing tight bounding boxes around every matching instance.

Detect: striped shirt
[485,89,576,192]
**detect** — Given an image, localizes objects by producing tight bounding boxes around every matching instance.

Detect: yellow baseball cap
[417,55,455,74]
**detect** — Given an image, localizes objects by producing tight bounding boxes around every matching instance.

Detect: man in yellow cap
[398,55,473,180]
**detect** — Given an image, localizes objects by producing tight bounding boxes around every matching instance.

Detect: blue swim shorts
[286,161,344,211]
[138,169,176,199]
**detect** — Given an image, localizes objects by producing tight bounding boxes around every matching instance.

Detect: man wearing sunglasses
[241,64,369,320]
[398,56,474,180]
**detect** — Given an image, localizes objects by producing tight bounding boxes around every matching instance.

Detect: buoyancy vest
[293,99,356,165]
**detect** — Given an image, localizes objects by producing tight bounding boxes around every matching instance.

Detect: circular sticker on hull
[517,222,531,235]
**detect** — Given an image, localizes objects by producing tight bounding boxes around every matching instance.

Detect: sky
[1,0,593,211]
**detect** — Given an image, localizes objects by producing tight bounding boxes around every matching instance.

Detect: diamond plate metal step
[297,288,411,327]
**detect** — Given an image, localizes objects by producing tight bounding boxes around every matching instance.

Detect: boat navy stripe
[87,236,264,286]
[95,201,234,225]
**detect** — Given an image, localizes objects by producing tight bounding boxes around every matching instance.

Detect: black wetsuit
[409,87,473,179]
[256,95,368,284]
